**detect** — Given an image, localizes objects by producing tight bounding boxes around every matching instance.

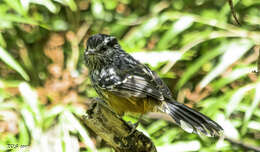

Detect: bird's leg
[128,114,143,135]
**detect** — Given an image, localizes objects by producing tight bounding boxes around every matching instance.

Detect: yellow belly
[102,91,159,115]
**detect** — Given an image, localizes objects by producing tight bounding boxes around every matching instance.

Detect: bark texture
[83,98,157,152]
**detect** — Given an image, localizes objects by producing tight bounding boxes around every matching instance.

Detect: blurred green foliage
[0,0,260,151]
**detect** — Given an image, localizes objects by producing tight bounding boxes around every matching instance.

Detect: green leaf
[18,120,30,145]
[20,0,58,13]
[43,105,65,129]
[60,113,80,152]
[19,83,41,123]
[52,19,68,31]
[4,0,26,15]
[44,105,65,118]
[211,66,254,92]
[54,0,77,11]
[156,129,179,145]
[248,121,260,131]
[103,0,118,10]
[146,120,168,135]
[21,107,42,141]
[0,47,29,81]
[0,79,22,88]
[242,80,260,134]
[0,32,7,48]
[226,84,255,117]
[176,44,225,89]
[199,39,253,89]
[0,88,8,102]
[91,0,105,19]
[157,16,194,50]
[157,140,201,152]
[0,13,37,25]
[131,51,183,67]
[62,111,96,151]
[124,16,162,48]
[245,81,260,121]
[216,114,240,140]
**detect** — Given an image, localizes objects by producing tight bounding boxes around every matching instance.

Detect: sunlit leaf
[103,0,118,10]
[67,0,77,11]
[248,121,260,131]
[156,129,179,145]
[131,51,182,67]
[0,79,22,88]
[199,39,253,89]
[242,80,260,134]
[43,105,65,129]
[163,11,260,44]
[0,100,17,110]
[91,0,105,19]
[226,84,255,117]
[215,139,230,150]
[161,31,241,74]
[44,105,65,118]
[60,114,80,152]
[20,0,58,13]
[146,120,168,135]
[69,105,85,116]
[176,44,225,89]
[21,108,42,141]
[157,16,194,49]
[18,120,30,145]
[199,97,228,117]
[0,47,29,81]
[52,19,68,31]
[245,81,260,121]
[62,111,97,151]
[216,114,239,139]
[211,66,254,92]
[157,140,201,152]
[0,13,38,26]
[54,0,77,11]
[124,16,162,48]
[30,124,63,151]
[19,83,41,122]
[4,0,26,15]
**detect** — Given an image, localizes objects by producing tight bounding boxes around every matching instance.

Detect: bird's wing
[97,62,172,101]
[114,73,165,100]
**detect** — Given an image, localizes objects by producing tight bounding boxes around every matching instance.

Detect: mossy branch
[82,98,157,152]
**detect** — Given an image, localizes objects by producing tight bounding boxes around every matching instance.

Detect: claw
[128,121,139,135]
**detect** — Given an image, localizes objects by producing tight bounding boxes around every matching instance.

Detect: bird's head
[84,34,120,70]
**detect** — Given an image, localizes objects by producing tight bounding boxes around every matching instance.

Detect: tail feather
[165,101,223,137]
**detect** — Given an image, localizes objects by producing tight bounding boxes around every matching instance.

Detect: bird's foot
[128,121,139,135]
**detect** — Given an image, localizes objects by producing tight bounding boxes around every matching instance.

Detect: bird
[84,33,223,137]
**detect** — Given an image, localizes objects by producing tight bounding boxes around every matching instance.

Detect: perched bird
[84,34,223,137]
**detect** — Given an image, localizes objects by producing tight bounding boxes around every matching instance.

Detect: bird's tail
[164,100,223,137]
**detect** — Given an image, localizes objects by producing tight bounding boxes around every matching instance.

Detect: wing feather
[115,75,164,100]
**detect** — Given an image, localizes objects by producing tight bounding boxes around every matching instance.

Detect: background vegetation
[0,0,260,151]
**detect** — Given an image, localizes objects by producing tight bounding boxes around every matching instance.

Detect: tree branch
[225,137,260,152]
[228,0,240,25]
[82,98,157,152]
